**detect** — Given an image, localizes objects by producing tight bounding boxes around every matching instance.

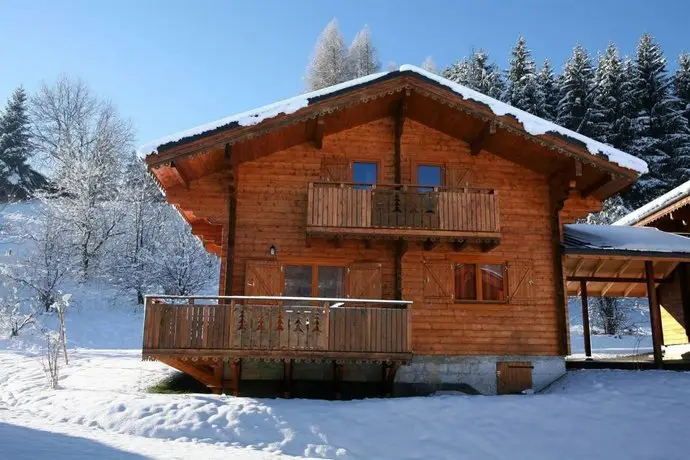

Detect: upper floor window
[455,262,506,302]
[352,162,377,188]
[417,165,442,191]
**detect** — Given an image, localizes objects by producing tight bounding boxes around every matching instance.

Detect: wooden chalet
[138,65,668,396]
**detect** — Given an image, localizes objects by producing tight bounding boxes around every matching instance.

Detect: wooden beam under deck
[145,349,413,363]
[307,226,501,242]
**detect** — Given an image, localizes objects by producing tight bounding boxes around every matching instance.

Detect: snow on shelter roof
[563,223,690,257]
[613,180,690,226]
[137,65,648,176]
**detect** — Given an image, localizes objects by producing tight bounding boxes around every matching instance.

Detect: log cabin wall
[657,264,690,345]
[229,117,570,357]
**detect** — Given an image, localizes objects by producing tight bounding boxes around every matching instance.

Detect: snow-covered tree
[537,59,559,121]
[674,52,690,123]
[592,44,635,149]
[0,206,73,311]
[422,56,437,74]
[557,44,597,137]
[347,25,380,79]
[504,36,542,113]
[305,19,349,91]
[30,76,134,278]
[443,49,504,99]
[625,34,690,207]
[110,152,165,303]
[585,195,630,225]
[144,206,218,296]
[0,87,46,201]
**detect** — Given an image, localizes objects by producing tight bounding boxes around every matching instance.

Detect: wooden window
[352,162,377,189]
[318,266,345,298]
[455,263,477,301]
[283,265,313,297]
[282,264,345,298]
[455,262,507,303]
[417,164,443,191]
[481,264,506,301]
[320,157,349,182]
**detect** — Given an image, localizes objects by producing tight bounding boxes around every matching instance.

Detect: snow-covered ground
[2,345,690,459]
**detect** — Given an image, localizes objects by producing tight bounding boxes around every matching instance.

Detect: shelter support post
[579,280,592,359]
[645,261,664,368]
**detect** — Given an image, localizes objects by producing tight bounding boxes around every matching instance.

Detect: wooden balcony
[307,182,501,242]
[142,296,413,362]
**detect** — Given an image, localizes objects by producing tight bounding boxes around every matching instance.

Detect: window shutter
[347,263,382,299]
[506,261,535,305]
[444,165,472,188]
[423,260,454,302]
[245,260,281,296]
[320,157,350,182]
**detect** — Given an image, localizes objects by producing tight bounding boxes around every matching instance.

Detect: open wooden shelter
[563,224,690,365]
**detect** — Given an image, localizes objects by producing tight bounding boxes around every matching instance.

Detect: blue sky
[1,0,688,146]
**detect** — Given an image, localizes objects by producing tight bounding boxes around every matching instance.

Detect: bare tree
[422,56,438,74]
[53,293,71,365]
[0,282,36,337]
[30,76,134,278]
[42,331,61,389]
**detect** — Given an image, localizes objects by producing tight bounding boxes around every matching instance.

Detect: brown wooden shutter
[506,261,535,305]
[444,164,472,188]
[423,260,454,302]
[320,157,350,182]
[347,263,382,299]
[245,260,281,296]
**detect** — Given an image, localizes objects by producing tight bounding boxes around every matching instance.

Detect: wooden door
[506,261,535,305]
[496,361,533,395]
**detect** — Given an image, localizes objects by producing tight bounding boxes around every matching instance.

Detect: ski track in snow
[2,347,690,460]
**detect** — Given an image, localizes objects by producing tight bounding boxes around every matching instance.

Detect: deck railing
[307,182,500,236]
[143,296,412,356]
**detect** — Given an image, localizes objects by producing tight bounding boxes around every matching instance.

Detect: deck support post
[579,280,592,359]
[380,362,399,397]
[283,359,293,398]
[645,261,664,368]
[231,359,242,396]
[333,361,343,400]
[678,263,690,343]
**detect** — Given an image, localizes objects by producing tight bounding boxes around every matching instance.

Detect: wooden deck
[307,182,501,241]
[143,296,413,362]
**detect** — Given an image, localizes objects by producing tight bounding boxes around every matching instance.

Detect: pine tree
[537,59,559,121]
[675,52,690,122]
[0,87,46,201]
[557,44,597,137]
[504,35,542,113]
[305,19,349,91]
[625,34,690,206]
[592,44,635,148]
[443,49,504,99]
[347,25,380,79]
[422,56,437,74]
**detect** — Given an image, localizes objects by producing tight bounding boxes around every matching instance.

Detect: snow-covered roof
[563,223,690,256]
[137,65,648,176]
[613,180,690,226]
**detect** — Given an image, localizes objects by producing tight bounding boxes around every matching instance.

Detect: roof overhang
[563,224,690,297]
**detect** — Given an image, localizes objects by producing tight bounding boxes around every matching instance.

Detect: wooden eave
[635,196,690,227]
[564,252,682,297]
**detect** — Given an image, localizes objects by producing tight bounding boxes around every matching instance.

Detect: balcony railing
[142,296,412,360]
[307,182,500,240]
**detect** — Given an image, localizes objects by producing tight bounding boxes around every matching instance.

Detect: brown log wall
[226,118,574,356]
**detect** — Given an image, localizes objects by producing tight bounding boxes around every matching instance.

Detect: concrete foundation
[233,355,565,396]
[395,355,566,395]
